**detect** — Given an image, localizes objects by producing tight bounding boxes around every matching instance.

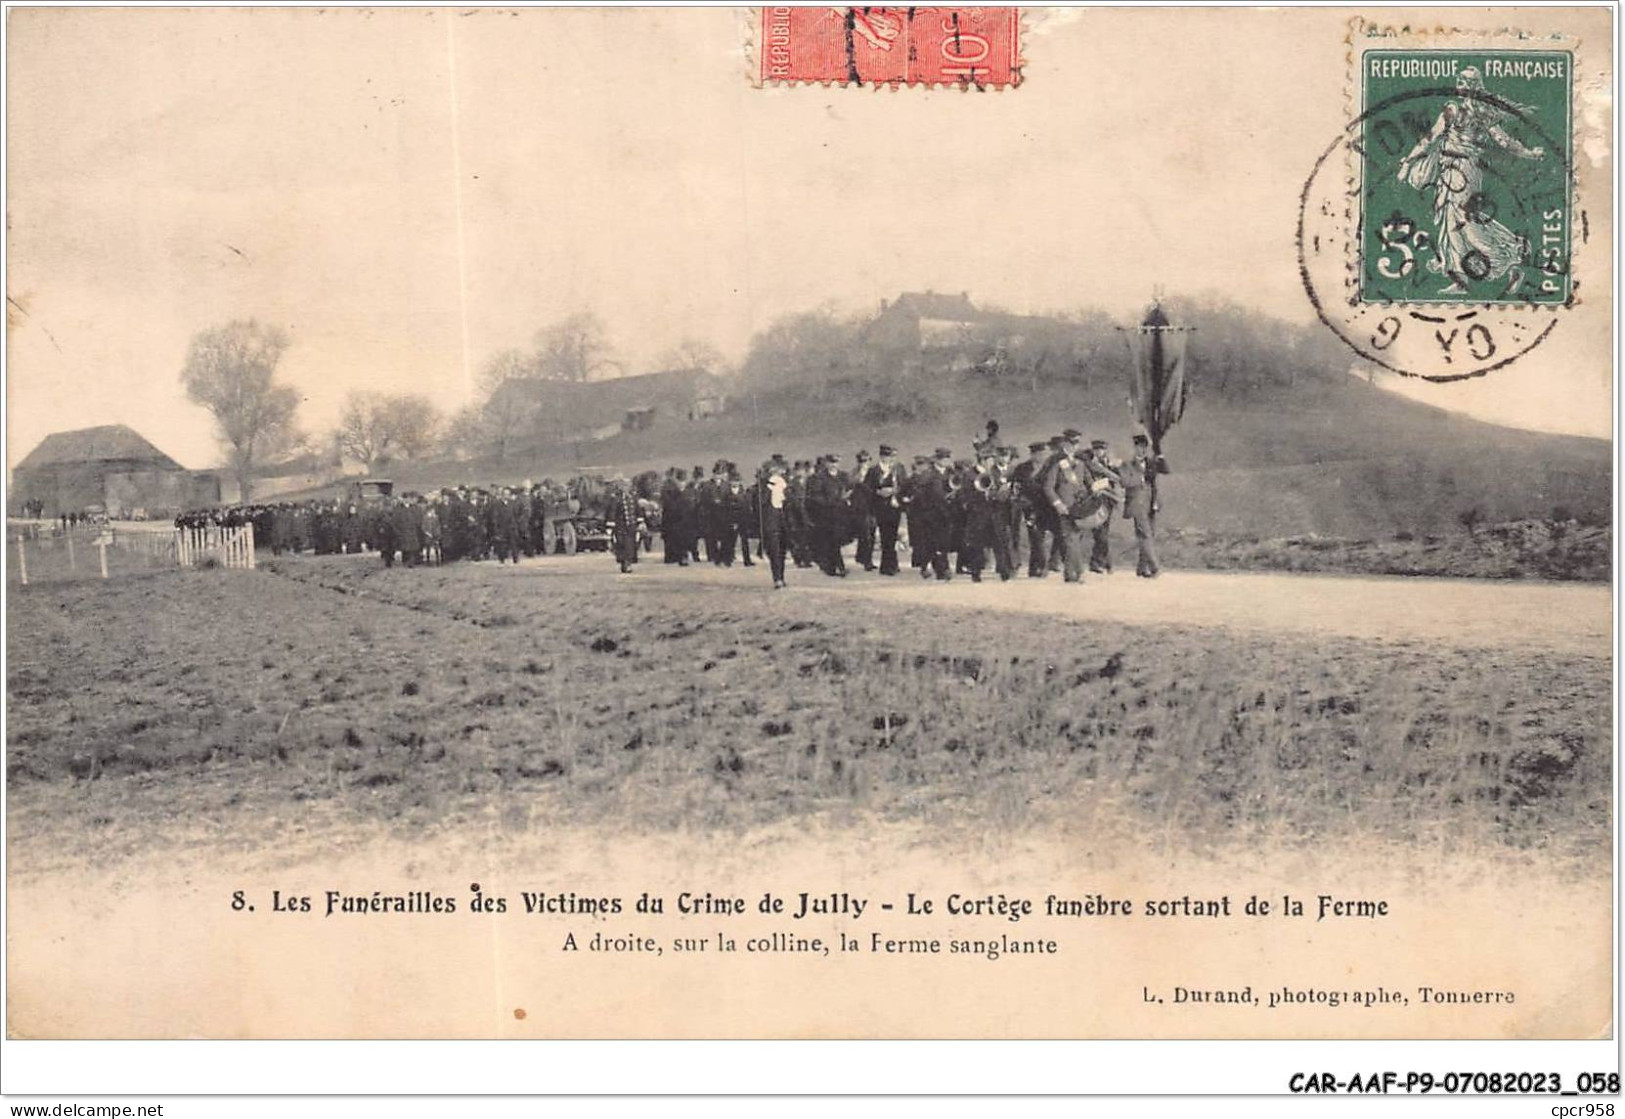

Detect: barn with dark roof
[12,424,221,518]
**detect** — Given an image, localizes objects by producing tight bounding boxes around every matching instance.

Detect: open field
[6,552,1610,876]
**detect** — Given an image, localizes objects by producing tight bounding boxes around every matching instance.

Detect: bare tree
[441,405,486,461]
[473,347,539,460]
[534,311,617,382]
[740,306,856,391]
[384,395,440,460]
[336,392,442,470]
[180,319,301,502]
[659,336,725,373]
[335,391,393,469]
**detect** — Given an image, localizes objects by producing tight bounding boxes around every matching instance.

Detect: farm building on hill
[11,424,221,518]
[865,291,991,353]
[493,368,730,446]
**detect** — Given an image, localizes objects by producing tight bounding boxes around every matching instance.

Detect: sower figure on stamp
[1396,67,1545,295]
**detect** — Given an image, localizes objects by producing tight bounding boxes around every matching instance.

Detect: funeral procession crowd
[175,422,1168,587]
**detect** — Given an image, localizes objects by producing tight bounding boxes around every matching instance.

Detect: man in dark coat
[716,474,752,567]
[1121,434,1161,577]
[863,445,905,576]
[391,497,423,567]
[909,449,955,581]
[1041,432,1092,583]
[1012,441,1052,577]
[695,465,722,564]
[688,466,707,563]
[467,491,489,560]
[514,486,534,558]
[661,470,692,565]
[850,449,877,571]
[758,460,793,589]
[787,461,814,568]
[490,489,518,564]
[372,500,398,567]
[805,453,849,577]
[604,481,641,574]
[1084,439,1123,575]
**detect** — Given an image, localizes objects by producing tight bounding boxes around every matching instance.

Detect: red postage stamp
[757,7,1022,88]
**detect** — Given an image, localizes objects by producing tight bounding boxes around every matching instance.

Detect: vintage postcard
[3,3,1616,1088]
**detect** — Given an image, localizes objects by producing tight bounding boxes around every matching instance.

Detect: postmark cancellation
[1299,19,1599,382]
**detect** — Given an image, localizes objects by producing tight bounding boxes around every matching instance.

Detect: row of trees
[734,299,1348,400]
[181,320,443,500]
[180,315,731,495]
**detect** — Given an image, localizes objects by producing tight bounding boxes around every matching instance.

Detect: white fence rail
[176,523,257,569]
[9,521,256,584]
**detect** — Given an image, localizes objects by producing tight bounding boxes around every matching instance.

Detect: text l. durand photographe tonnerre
[217,883,1517,1012]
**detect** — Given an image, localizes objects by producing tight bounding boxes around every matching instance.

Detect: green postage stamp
[1359,48,1572,305]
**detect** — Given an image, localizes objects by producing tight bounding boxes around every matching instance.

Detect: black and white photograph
[2,3,1616,1096]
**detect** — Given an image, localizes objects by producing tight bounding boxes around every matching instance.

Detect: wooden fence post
[16,534,28,586]
[66,532,76,571]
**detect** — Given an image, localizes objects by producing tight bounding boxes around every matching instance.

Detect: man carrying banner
[1121,433,1160,578]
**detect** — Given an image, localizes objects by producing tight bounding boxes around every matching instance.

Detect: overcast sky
[6,6,1614,471]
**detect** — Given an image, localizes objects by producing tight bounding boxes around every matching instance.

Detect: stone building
[11,424,220,519]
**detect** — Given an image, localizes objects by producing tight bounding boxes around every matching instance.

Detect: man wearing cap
[604,476,642,575]
[1085,438,1123,575]
[864,445,905,576]
[722,468,755,568]
[908,448,956,581]
[661,468,691,566]
[421,496,442,567]
[1121,434,1160,577]
[850,449,877,572]
[759,459,793,588]
[686,467,707,564]
[695,463,721,565]
[963,444,1011,582]
[990,445,1021,580]
[1012,440,1051,576]
[787,461,814,568]
[806,453,849,576]
[1040,431,1090,583]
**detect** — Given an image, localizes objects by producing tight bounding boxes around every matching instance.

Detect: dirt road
[527,556,1612,656]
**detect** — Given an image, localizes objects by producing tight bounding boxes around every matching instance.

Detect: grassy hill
[375,364,1609,541]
